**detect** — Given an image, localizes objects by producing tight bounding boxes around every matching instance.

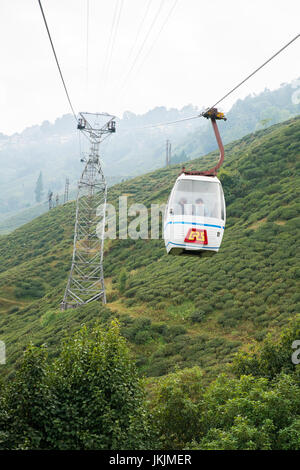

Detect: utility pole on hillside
[63,177,70,203]
[166,140,171,166]
[48,190,53,210]
[61,112,116,310]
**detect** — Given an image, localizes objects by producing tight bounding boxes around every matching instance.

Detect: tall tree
[34,171,44,203]
[0,322,155,450]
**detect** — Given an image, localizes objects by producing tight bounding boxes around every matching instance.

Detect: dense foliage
[0,322,154,450]
[0,318,299,449]
[151,317,300,450]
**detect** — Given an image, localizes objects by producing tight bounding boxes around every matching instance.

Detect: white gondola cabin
[164,174,226,256]
[163,107,227,257]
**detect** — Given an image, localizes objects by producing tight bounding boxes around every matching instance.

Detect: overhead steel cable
[107,0,153,103]
[127,32,300,130]
[115,0,178,106]
[102,0,124,90]
[126,0,153,66]
[101,0,120,87]
[38,0,77,122]
[104,0,124,89]
[135,0,179,78]
[119,0,165,92]
[118,114,200,132]
[86,0,90,97]
[207,32,300,111]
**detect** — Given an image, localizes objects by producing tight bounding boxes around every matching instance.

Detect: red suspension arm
[181,108,226,177]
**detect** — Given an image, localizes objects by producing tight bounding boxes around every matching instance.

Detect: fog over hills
[0,104,202,217]
[0,80,299,223]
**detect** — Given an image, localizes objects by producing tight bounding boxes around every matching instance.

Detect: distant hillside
[0,202,48,235]
[172,81,300,162]
[0,105,202,218]
[0,116,299,382]
[0,80,299,222]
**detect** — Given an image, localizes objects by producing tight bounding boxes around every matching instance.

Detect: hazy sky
[1,0,299,135]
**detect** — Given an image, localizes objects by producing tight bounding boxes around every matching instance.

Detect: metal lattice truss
[61,113,115,310]
[77,112,116,143]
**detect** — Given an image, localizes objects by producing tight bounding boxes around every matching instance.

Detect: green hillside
[0,116,299,383]
[1,81,299,222]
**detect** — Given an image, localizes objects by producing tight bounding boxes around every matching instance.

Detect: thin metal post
[48,190,53,210]
[166,139,171,166]
[64,177,70,203]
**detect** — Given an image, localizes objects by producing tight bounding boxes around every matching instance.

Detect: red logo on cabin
[184,228,208,245]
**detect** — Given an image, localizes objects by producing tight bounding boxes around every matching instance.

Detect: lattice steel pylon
[61,112,116,310]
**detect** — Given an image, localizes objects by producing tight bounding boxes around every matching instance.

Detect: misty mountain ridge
[0,81,299,220]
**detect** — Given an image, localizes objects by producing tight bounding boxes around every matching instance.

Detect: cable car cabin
[164,173,226,257]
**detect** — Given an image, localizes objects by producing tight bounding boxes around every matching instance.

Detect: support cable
[127,32,300,130]
[135,0,179,78]
[38,0,77,121]
[119,0,165,92]
[104,0,124,89]
[102,0,123,89]
[125,0,153,67]
[86,0,89,98]
[208,32,300,111]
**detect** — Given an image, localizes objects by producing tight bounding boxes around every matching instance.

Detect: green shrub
[0,322,155,450]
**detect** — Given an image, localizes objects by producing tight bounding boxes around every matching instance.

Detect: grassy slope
[0,116,299,380]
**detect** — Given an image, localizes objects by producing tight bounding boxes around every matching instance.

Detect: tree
[187,373,300,450]
[118,269,127,294]
[151,367,203,449]
[0,344,53,450]
[0,322,155,450]
[232,315,300,380]
[34,171,44,203]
